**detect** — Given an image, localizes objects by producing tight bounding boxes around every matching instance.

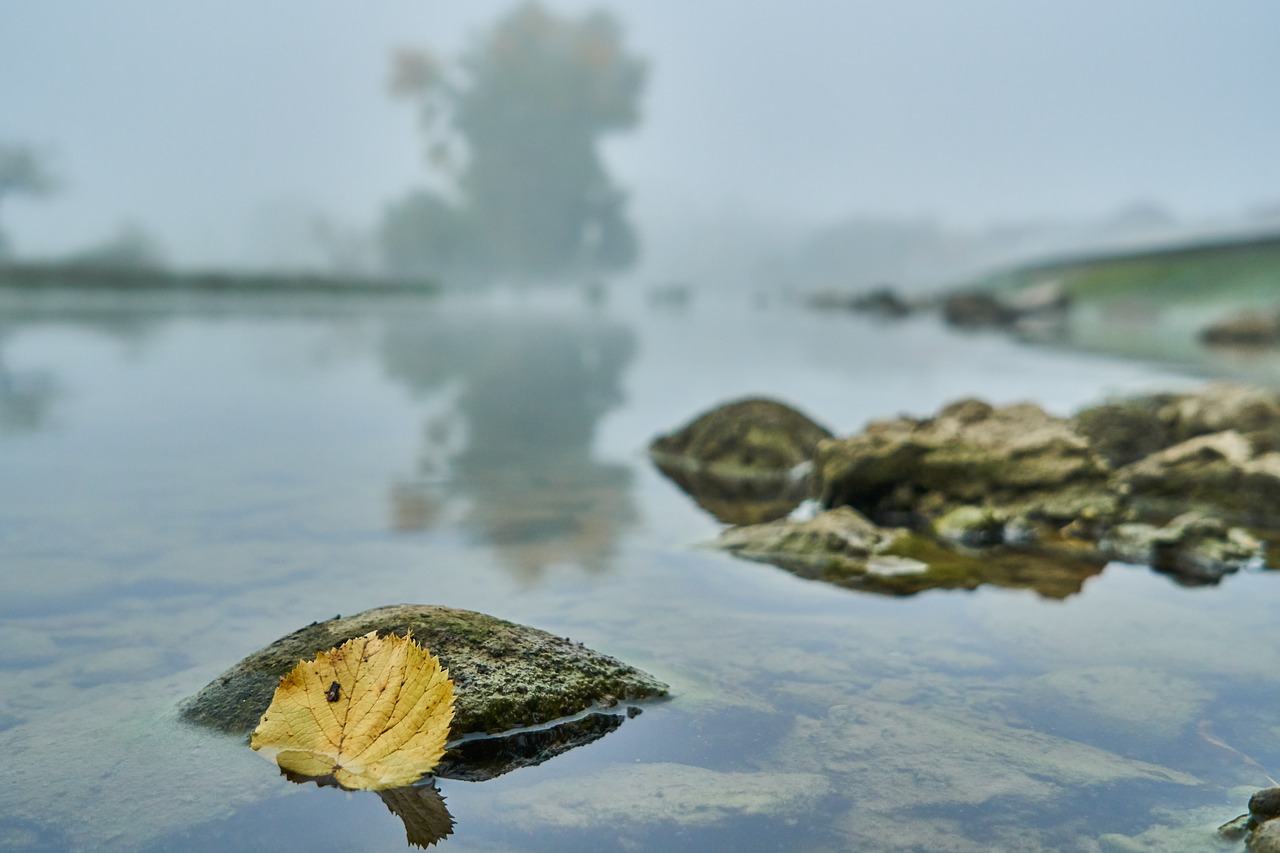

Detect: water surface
[2,288,1277,852]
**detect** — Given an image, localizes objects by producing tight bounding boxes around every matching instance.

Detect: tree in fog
[383,3,646,281]
[0,144,57,258]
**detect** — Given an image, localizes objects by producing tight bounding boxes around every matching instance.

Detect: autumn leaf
[250,631,455,790]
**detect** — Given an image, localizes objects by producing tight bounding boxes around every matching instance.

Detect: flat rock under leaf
[182,604,669,773]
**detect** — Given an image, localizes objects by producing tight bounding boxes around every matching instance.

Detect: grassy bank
[978,231,1280,308]
[969,231,1280,380]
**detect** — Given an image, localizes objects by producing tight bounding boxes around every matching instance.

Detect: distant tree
[0,144,57,258]
[380,189,485,281]
[383,3,646,281]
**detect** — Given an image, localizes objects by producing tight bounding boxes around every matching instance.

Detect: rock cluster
[1220,786,1280,851]
[653,384,1277,595]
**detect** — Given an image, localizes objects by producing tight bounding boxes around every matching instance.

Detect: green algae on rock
[716,506,914,584]
[1098,512,1262,584]
[674,385,1275,592]
[181,604,668,740]
[649,397,832,524]
[718,506,1107,598]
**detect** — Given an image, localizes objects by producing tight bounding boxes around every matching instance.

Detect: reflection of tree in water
[0,342,57,435]
[382,312,637,580]
[0,300,169,436]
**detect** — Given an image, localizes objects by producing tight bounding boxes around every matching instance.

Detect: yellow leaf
[250,631,455,790]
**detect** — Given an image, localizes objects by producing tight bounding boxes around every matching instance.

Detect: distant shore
[0,261,438,295]
[973,229,1280,304]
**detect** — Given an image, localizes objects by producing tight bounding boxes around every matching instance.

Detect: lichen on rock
[1116,431,1280,528]
[181,604,669,772]
[815,398,1116,527]
[657,384,1278,594]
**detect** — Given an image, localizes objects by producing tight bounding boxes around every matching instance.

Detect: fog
[3,1,1279,287]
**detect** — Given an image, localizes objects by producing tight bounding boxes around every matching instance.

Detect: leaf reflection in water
[279,769,454,849]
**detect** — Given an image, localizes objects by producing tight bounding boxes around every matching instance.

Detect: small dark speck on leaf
[326,681,340,702]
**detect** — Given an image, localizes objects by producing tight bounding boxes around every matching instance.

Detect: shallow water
[1,288,1277,852]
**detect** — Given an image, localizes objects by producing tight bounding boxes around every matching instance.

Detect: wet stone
[718,506,1105,598]
[649,397,832,523]
[1250,820,1280,853]
[816,398,1115,527]
[1116,431,1280,527]
[661,384,1276,595]
[1201,310,1280,347]
[1098,512,1260,584]
[1252,787,1280,824]
[1220,814,1253,841]
[180,604,669,748]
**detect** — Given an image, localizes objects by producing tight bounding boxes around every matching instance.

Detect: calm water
[2,287,1277,852]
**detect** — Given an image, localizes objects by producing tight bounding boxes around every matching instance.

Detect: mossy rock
[650,397,833,523]
[816,398,1113,525]
[181,604,668,739]
[1072,394,1178,468]
[1114,431,1280,527]
[650,397,832,476]
[1074,383,1280,468]
[716,507,1106,598]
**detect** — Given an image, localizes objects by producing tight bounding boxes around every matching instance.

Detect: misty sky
[2,1,1278,272]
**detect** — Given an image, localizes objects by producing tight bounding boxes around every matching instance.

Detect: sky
[2,1,1279,274]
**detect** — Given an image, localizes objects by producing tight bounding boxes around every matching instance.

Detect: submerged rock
[851,286,914,317]
[718,506,1106,598]
[775,700,1198,812]
[467,762,832,831]
[942,292,1018,329]
[1201,309,1280,347]
[650,397,832,523]
[942,284,1069,335]
[932,504,1007,548]
[1221,813,1253,841]
[181,604,668,779]
[716,506,906,579]
[807,286,915,318]
[1098,512,1260,584]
